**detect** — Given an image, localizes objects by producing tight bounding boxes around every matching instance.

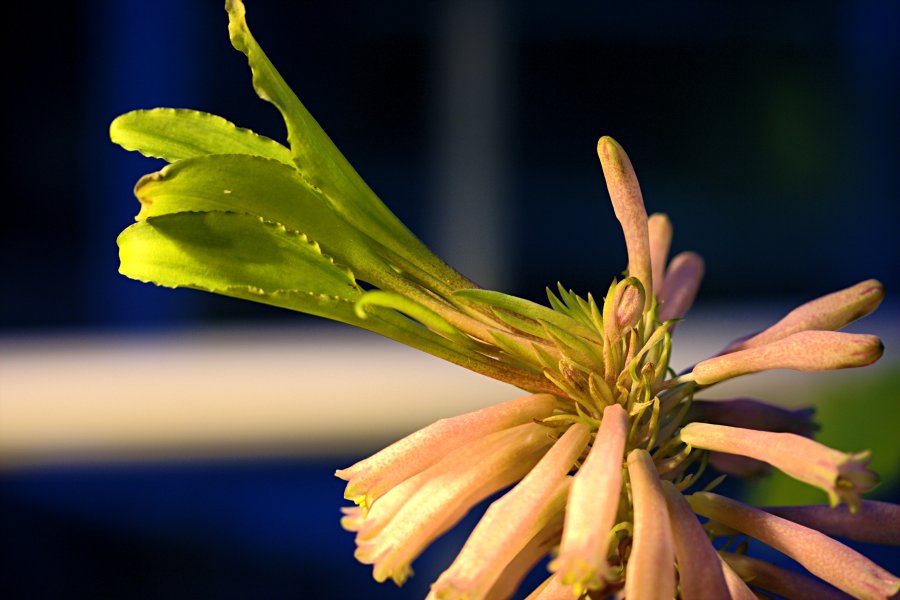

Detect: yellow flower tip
[546,556,589,597]
[372,559,413,587]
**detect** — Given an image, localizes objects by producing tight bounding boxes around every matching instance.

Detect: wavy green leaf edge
[110,0,606,394]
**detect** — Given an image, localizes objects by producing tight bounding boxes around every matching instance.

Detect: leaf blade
[110,108,292,164]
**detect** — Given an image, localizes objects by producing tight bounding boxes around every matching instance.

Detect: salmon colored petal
[551,403,627,595]
[597,136,653,304]
[728,279,885,351]
[692,331,883,385]
[660,481,729,599]
[681,422,876,509]
[625,449,675,600]
[430,424,590,599]
[336,393,556,509]
[689,492,900,599]
[352,422,553,586]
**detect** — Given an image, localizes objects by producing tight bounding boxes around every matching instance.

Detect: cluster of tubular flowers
[109,4,897,597]
[337,138,899,599]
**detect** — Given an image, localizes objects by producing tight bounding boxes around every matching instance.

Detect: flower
[111,1,899,598]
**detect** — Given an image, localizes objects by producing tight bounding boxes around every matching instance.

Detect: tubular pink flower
[658,251,704,322]
[707,452,771,478]
[765,501,900,545]
[718,556,758,600]
[625,449,675,600]
[689,492,900,599]
[483,511,565,600]
[430,424,590,599]
[525,575,587,600]
[659,481,730,599]
[336,393,556,509]
[647,212,672,295]
[597,136,653,304]
[728,279,885,352]
[721,552,853,600]
[550,403,628,594]
[348,422,553,585]
[680,422,876,509]
[692,330,884,385]
[687,397,816,436]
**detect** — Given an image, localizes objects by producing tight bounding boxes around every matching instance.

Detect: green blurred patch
[746,363,900,507]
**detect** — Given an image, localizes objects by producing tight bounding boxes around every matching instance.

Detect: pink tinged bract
[625,449,675,600]
[597,136,653,305]
[691,330,884,385]
[728,279,885,352]
[660,481,730,600]
[429,424,591,599]
[765,501,900,545]
[335,393,556,509]
[688,492,900,600]
[550,403,628,595]
[658,251,704,323]
[680,422,876,509]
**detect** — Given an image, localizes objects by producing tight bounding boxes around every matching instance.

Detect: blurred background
[2,0,898,598]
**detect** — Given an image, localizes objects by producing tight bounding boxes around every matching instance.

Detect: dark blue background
[3,1,898,598]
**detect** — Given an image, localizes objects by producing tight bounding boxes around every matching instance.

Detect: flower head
[111,1,898,597]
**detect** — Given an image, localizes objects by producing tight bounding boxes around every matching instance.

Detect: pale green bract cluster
[113,2,900,599]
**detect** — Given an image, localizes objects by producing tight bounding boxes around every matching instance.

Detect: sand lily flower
[111,1,899,598]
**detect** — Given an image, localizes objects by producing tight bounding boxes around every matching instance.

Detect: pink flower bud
[692,331,883,385]
[658,251,704,322]
[730,279,885,351]
[598,136,653,304]
[648,212,672,295]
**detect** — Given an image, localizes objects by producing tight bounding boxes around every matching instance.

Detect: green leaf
[118,211,364,322]
[110,108,292,164]
[224,0,471,291]
[133,154,402,289]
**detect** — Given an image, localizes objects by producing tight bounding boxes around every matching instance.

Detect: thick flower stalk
[112,1,899,598]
